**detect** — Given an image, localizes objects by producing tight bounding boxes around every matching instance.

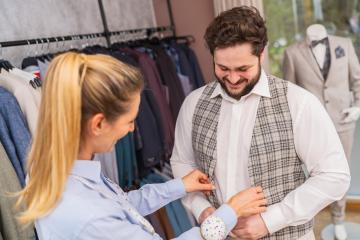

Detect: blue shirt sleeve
[127,178,186,216]
[79,204,237,240]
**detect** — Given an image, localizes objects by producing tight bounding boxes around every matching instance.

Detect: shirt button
[325,100,329,104]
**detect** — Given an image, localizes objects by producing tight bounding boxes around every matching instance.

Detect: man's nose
[228,71,240,83]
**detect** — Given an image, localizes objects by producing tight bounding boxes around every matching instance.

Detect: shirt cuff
[261,204,288,234]
[212,204,237,233]
[166,178,186,200]
[191,197,213,222]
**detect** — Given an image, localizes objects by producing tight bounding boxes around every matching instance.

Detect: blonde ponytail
[16,52,143,224]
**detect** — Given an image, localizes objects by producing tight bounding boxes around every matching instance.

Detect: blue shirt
[36,160,236,239]
[0,87,31,186]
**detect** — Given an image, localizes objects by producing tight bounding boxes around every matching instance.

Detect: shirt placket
[225,101,242,201]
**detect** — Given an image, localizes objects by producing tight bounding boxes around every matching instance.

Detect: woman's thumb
[199,183,216,191]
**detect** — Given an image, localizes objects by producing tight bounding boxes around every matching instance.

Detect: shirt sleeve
[79,204,237,240]
[175,204,237,240]
[261,84,351,233]
[77,216,160,240]
[170,89,213,221]
[127,178,186,216]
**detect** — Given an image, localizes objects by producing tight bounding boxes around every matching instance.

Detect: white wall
[0,0,156,66]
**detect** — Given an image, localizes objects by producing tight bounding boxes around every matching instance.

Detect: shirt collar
[210,68,271,102]
[71,160,102,183]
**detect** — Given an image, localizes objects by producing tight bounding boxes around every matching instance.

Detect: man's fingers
[252,206,267,214]
[255,186,263,193]
[231,229,250,239]
[255,192,265,200]
[255,198,267,206]
[258,206,267,213]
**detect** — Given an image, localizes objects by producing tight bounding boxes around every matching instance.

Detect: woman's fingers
[199,183,216,191]
[182,169,215,193]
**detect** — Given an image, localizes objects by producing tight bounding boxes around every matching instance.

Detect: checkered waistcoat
[192,76,313,239]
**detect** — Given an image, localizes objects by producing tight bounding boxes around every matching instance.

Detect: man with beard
[170,6,350,240]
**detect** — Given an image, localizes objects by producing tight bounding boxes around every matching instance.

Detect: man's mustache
[222,77,248,85]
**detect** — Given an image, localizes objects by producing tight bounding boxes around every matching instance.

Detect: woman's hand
[227,186,267,218]
[181,169,215,194]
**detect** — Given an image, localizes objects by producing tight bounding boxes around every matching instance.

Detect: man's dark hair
[204,6,268,57]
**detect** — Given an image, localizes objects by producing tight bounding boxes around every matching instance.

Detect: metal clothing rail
[0,32,105,48]
[0,0,176,48]
[0,26,174,48]
[108,26,174,38]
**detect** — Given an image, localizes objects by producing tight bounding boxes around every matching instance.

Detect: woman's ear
[89,113,107,136]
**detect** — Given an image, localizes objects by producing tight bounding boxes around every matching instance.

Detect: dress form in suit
[283,24,360,240]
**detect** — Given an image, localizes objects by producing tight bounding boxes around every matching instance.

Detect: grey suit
[283,35,360,224]
[0,141,34,239]
[283,35,360,132]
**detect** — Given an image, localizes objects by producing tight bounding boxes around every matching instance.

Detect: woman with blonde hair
[17,51,266,240]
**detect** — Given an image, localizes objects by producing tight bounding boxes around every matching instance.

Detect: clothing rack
[166,0,176,36]
[97,0,176,45]
[0,32,105,48]
[0,26,174,49]
[0,0,176,48]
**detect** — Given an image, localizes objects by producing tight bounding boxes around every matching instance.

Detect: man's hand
[231,214,269,239]
[198,207,216,224]
[227,187,267,218]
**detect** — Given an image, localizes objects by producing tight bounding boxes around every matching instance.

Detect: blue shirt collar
[71,160,102,183]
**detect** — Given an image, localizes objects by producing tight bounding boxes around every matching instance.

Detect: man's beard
[216,62,261,100]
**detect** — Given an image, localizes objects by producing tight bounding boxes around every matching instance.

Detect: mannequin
[306,24,360,125]
[283,24,360,240]
[306,24,327,69]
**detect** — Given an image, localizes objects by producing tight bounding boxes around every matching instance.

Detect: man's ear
[259,50,265,64]
[89,113,106,136]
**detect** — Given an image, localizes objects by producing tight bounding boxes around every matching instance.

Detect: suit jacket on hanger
[0,141,34,240]
[283,35,360,132]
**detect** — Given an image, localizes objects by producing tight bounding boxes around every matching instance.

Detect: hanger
[22,40,39,69]
[45,38,54,61]
[162,35,195,45]
[37,39,47,63]
[0,44,14,72]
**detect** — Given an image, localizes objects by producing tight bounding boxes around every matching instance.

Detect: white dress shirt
[171,70,350,234]
[306,36,327,69]
[0,69,41,136]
